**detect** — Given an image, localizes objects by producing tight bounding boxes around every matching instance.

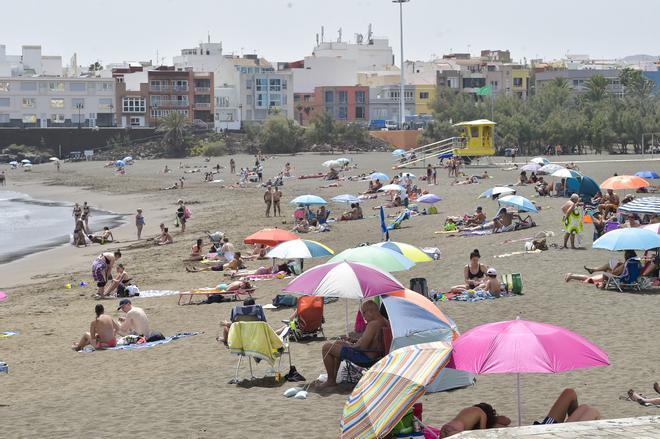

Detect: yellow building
[511,68,531,99]
[414,84,436,116]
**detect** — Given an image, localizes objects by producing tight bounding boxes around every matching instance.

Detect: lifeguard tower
[393,119,496,169]
[453,119,496,157]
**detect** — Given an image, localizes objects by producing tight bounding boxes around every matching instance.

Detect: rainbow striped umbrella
[340,341,452,439]
[371,242,432,263]
[266,239,334,259]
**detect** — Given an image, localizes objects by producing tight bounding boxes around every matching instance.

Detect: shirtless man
[272,187,282,217]
[466,207,486,226]
[264,186,273,217]
[116,299,151,338]
[598,189,620,216]
[317,301,388,390]
[72,304,118,350]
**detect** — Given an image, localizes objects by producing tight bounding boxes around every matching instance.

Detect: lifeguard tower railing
[393,136,465,169]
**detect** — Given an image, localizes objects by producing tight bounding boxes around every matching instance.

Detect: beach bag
[183,207,192,219]
[175,216,180,227]
[427,205,438,215]
[146,331,165,342]
[502,273,523,295]
[409,278,429,299]
[273,294,298,308]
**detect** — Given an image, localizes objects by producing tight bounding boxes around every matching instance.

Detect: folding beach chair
[227,321,291,384]
[603,258,643,292]
[286,296,325,341]
[340,324,392,384]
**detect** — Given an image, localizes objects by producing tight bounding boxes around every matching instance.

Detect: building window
[51,114,65,124]
[355,91,366,103]
[338,106,348,120]
[338,91,348,104]
[49,81,65,92]
[172,80,188,91]
[282,79,287,90]
[355,106,365,119]
[123,97,146,113]
[0,114,9,123]
[404,90,414,100]
[269,79,281,91]
[256,79,267,92]
[50,98,65,108]
[101,82,113,91]
[0,98,9,107]
[256,93,267,107]
[98,98,113,111]
[246,79,252,90]
[282,94,287,105]
[513,78,523,87]
[70,82,86,92]
[0,82,9,92]
[269,94,281,107]
[22,98,36,108]
[22,114,37,123]
[419,91,429,99]
[325,90,334,103]
[20,81,37,91]
[130,117,141,126]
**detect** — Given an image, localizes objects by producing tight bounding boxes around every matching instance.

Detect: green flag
[476,85,492,96]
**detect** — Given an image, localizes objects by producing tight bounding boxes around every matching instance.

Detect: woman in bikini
[450,250,488,293]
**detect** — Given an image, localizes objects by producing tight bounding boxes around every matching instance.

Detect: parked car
[385,120,398,130]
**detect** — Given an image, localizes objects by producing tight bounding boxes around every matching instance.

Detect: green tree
[306,111,338,145]
[259,115,304,154]
[337,122,369,147]
[584,75,608,102]
[157,112,189,157]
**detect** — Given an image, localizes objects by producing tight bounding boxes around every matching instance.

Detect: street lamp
[75,103,84,129]
[238,104,243,130]
[393,0,409,130]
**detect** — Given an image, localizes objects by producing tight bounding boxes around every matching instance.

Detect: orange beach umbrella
[600,175,649,190]
[244,228,298,247]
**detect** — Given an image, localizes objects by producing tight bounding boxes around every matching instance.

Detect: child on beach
[135,209,145,240]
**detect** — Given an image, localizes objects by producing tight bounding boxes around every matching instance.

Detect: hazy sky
[3,0,658,67]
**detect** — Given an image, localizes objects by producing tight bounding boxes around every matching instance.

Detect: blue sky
[3,0,658,66]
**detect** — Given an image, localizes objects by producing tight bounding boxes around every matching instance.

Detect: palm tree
[157,112,189,157]
[550,77,569,89]
[584,75,608,102]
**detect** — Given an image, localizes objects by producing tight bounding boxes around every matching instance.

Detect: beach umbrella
[448,319,609,426]
[244,228,298,247]
[336,157,351,164]
[266,239,334,259]
[49,157,59,161]
[520,163,541,172]
[290,194,327,206]
[9,161,18,166]
[332,194,360,204]
[379,184,404,193]
[329,246,415,272]
[592,227,660,251]
[123,156,133,162]
[497,195,538,213]
[282,261,403,299]
[115,160,126,168]
[551,168,581,179]
[642,223,660,234]
[23,163,33,168]
[400,172,416,180]
[636,171,659,179]
[417,194,441,204]
[322,159,341,168]
[370,172,389,182]
[392,149,406,157]
[371,242,432,263]
[478,186,516,199]
[21,159,31,164]
[600,175,649,190]
[340,341,452,439]
[530,157,549,165]
[538,163,563,174]
[618,197,660,216]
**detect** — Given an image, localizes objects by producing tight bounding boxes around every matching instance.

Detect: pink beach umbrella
[447,318,609,426]
[642,223,660,234]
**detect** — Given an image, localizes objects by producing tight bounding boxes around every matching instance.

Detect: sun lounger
[177,287,255,305]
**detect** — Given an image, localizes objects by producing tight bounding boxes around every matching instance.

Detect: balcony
[172,85,189,92]
[195,103,211,110]
[194,87,211,94]
[152,101,189,109]
[150,85,169,92]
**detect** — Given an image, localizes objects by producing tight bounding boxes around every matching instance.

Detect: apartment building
[414,84,436,116]
[485,64,530,99]
[535,69,624,97]
[369,84,415,122]
[312,86,368,123]
[0,44,63,77]
[0,77,115,128]
[237,67,294,122]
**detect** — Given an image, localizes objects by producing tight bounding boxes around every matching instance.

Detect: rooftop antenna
[208,32,210,43]
[337,27,342,43]
[316,33,319,46]
[367,24,373,43]
[321,26,325,43]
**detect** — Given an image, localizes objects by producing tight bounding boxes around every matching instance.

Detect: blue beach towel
[81,332,199,352]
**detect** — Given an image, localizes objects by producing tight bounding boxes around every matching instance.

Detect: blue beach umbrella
[417,194,442,204]
[332,194,360,204]
[392,149,405,157]
[370,172,389,182]
[115,160,126,167]
[593,228,660,251]
[478,187,516,199]
[290,194,327,206]
[636,171,659,179]
[497,195,538,213]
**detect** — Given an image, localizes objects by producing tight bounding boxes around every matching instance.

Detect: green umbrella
[328,246,415,272]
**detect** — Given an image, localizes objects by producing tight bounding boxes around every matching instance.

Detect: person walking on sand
[72,304,118,351]
[230,158,236,174]
[264,186,273,217]
[82,201,90,230]
[561,194,583,249]
[176,200,187,233]
[135,209,145,240]
[0,170,5,186]
[273,186,282,217]
[73,202,82,225]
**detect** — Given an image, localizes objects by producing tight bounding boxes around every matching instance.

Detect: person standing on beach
[264,186,273,217]
[0,170,6,186]
[176,200,187,233]
[135,209,145,240]
[273,187,282,217]
[561,194,583,250]
[56,160,60,172]
[230,158,236,174]
[73,217,88,247]
[82,202,90,230]
[426,164,433,185]
[73,203,82,225]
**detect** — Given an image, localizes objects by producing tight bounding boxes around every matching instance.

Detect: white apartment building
[0,44,63,77]
[0,77,116,127]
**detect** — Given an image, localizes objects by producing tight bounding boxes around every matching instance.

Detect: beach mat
[81,332,198,352]
[138,290,181,298]
[0,331,19,339]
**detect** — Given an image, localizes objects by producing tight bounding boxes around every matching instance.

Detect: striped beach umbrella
[329,246,415,272]
[266,239,334,259]
[340,341,452,439]
[371,242,432,263]
[618,197,660,215]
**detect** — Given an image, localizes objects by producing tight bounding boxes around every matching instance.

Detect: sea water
[0,191,124,264]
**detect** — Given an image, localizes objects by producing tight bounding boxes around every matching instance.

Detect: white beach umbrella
[21,159,31,164]
[380,184,405,193]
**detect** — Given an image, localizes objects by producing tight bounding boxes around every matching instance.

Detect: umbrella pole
[344,299,349,336]
[516,373,522,426]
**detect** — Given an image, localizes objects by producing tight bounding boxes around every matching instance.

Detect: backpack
[272,294,298,308]
[183,207,192,219]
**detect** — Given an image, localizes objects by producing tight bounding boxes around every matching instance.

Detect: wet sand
[1,153,659,438]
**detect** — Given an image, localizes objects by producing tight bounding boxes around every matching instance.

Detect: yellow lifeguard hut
[453,119,496,157]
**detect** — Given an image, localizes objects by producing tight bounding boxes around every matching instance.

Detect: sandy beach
[1,152,659,438]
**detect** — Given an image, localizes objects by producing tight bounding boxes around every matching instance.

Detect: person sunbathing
[342,203,362,220]
[88,226,114,244]
[101,263,130,298]
[316,301,389,391]
[565,250,637,286]
[627,383,660,405]
[462,208,519,232]
[450,250,488,292]
[187,252,245,273]
[188,238,207,261]
[439,388,598,437]
[451,176,479,186]
[158,227,174,245]
[218,298,258,344]
[292,217,310,233]
[161,182,179,190]
[535,177,550,196]
[325,168,339,180]
[72,304,118,351]
[598,189,619,215]
[465,207,486,226]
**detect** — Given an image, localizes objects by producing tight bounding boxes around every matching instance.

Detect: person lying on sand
[72,304,118,351]
[242,244,268,261]
[315,301,388,391]
[461,208,519,232]
[564,250,637,286]
[451,176,479,186]
[438,388,598,437]
[186,252,245,273]
[161,182,179,190]
[627,383,660,406]
[88,226,114,244]
[228,263,291,279]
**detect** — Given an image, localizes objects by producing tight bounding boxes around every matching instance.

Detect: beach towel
[80,332,198,352]
[228,322,283,366]
[242,271,289,281]
[0,331,18,338]
[138,290,181,298]
[448,290,509,302]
